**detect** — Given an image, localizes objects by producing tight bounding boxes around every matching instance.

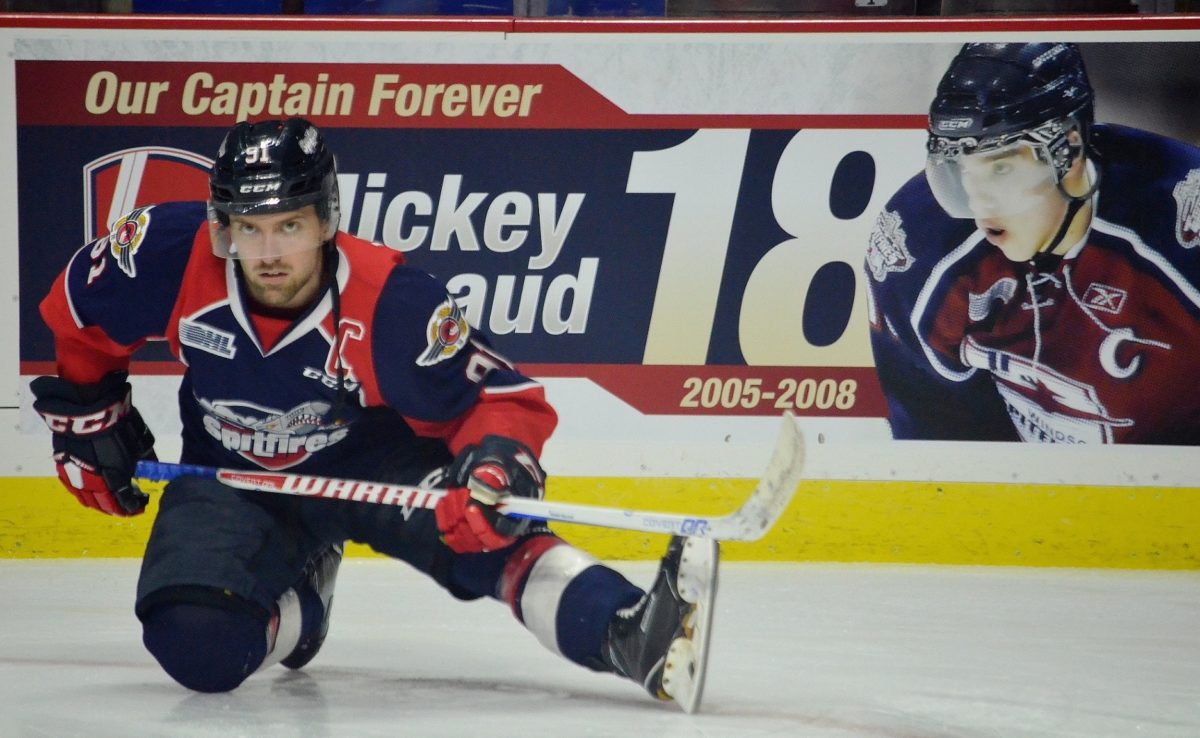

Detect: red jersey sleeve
[405,382,558,458]
[39,271,138,384]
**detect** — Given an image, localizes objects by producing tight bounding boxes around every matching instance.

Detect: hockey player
[30,117,717,710]
[866,42,1200,443]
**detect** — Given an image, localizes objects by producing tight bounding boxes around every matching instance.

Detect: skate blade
[666,537,719,714]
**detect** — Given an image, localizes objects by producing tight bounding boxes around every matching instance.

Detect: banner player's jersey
[866,125,1200,444]
[40,201,557,473]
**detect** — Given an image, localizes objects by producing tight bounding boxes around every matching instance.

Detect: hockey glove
[31,371,157,517]
[435,435,546,554]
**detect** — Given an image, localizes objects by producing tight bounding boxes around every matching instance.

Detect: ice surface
[0,559,1196,738]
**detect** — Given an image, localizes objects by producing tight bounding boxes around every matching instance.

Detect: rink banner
[7,17,1200,493]
[15,58,909,421]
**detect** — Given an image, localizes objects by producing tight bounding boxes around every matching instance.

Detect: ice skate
[281,542,343,670]
[600,535,719,714]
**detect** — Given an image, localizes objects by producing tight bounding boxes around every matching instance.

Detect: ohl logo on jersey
[417,296,470,367]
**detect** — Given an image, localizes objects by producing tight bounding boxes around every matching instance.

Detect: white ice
[0,559,1197,738]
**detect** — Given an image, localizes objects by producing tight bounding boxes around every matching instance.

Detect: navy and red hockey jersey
[866,125,1200,444]
[40,201,557,472]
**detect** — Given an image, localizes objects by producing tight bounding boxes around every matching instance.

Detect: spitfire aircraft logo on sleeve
[108,206,153,278]
[417,297,470,367]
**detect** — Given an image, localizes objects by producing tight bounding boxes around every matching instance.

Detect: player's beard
[241,254,324,311]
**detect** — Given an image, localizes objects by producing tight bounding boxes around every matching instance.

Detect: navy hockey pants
[134,453,540,690]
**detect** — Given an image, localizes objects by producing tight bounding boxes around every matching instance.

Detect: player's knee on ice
[142,601,267,693]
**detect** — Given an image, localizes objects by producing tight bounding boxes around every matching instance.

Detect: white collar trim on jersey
[227,244,351,358]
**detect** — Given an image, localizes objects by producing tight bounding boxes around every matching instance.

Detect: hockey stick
[134,412,805,542]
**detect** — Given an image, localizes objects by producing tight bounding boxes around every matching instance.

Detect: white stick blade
[715,411,806,541]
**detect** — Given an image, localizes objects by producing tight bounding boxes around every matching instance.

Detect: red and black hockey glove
[31,371,157,517]
[435,435,546,554]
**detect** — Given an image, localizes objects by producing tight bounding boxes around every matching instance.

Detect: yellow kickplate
[2,477,1197,569]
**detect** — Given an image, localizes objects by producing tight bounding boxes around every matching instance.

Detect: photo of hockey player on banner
[866,42,1200,444]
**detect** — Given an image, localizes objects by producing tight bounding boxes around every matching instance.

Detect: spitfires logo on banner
[866,209,914,282]
[417,296,470,367]
[84,146,211,241]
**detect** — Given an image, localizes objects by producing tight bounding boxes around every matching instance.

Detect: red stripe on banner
[626,114,926,130]
[522,364,887,417]
[21,361,184,377]
[21,361,888,417]
[16,61,632,129]
[15,59,927,131]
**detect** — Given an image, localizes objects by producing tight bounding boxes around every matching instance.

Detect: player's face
[953,146,1065,261]
[232,207,326,310]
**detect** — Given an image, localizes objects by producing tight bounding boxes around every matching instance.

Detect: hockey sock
[554,566,644,667]
[499,537,643,667]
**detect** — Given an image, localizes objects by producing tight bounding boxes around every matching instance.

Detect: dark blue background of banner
[19,125,857,368]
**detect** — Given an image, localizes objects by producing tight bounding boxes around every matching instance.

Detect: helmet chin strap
[1038,157,1100,258]
[323,241,348,424]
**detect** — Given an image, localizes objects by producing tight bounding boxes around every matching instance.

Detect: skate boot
[281,542,343,670]
[600,535,719,714]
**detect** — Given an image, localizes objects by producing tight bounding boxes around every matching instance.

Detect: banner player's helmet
[208,118,340,256]
[926,43,1096,218]
[929,42,1094,147]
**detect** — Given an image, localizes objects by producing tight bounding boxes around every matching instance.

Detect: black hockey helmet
[925,43,1098,220]
[208,117,340,252]
[928,42,1094,146]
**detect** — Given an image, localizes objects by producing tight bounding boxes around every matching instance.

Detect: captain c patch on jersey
[417,296,470,367]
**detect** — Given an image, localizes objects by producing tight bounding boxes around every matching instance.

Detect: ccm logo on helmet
[936,117,975,131]
[239,182,282,194]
